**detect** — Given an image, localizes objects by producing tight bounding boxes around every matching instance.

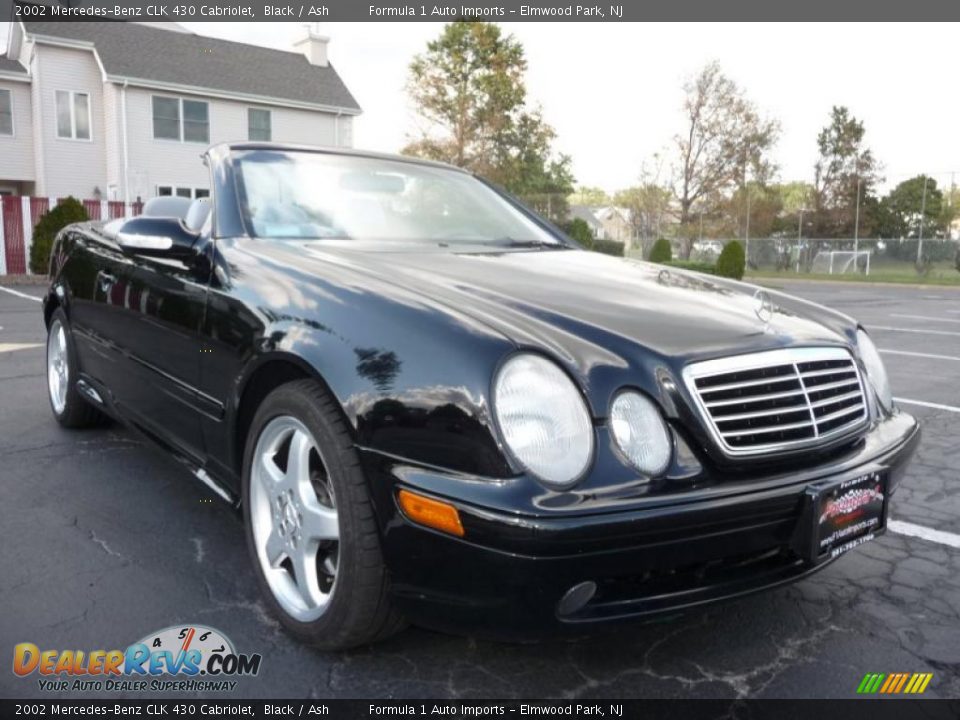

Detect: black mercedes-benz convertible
[43,143,919,648]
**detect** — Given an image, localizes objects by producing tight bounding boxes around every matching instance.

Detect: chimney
[294,29,330,67]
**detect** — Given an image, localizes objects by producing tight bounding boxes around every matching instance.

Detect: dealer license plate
[799,468,888,562]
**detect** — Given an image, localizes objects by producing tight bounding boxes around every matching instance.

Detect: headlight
[610,391,672,476]
[857,329,893,411]
[493,353,593,488]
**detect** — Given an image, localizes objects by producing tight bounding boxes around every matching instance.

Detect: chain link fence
[733,237,959,281]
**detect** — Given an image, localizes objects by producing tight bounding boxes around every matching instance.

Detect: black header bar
[4,0,960,22]
[2,699,960,719]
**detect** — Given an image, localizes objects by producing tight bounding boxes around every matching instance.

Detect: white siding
[0,80,35,183]
[102,83,123,200]
[34,45,107,198]
[123,87,349,200]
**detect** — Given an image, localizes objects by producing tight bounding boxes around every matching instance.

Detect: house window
[0,89,12,136]
[152,97,180,140]
[156,185,208,199]
[183,100,209,143]
[55,90,91,140]
[152,96,209,143]
[248,108,271,141]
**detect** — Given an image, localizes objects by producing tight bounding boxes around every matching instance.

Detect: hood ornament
[753,289,775,326]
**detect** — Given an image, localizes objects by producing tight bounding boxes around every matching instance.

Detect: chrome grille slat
[815,404,866,424]
[809,390,863,409]
[683,347,869,457]
[802,378,860,393]
[719,419,815,437]
[798,367,857,379]
[713,405,813,422]
[704,388,807,408]
[699,375,800,395]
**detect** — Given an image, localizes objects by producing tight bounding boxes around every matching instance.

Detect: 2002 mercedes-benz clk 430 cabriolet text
[43,143,919,648]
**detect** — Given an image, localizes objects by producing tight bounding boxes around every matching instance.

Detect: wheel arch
[231,352,352,479]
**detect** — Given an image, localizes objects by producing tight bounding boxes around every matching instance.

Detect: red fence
[0,197,143,275]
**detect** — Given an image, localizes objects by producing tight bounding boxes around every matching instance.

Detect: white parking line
[881,349,960,362]
[890,313,960,324]
[894,397,960,413]
[870,325,960,337]
[889,520,960,550]
[0,286,42,303]
[0,342,42,353]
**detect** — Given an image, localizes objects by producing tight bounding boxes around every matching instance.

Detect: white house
[0,21,361,202]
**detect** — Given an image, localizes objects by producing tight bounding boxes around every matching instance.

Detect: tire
[242,378,405,649]
[46,308,107,428]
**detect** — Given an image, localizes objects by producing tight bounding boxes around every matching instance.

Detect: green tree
[672,62,779,258]
[404,21,574,222]
[811,106,882,237]
[879,175,945,239]
[879,176,954,263]
[716,240,746,279]
[570,186,611,206]
[564,217,594,247]
[649,238,673,263]
[30,197,88,274]
[614,183,673,255]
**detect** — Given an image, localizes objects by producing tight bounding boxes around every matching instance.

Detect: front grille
[683,347,868,457]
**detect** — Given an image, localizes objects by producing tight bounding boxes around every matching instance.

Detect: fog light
[557,581,597,617]
[398,490,465,537]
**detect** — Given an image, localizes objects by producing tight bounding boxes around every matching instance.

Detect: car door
[61,226,138,399]
[115,230,213,463]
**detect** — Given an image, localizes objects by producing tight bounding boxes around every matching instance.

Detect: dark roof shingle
[22,21,360,111]
[0,56,28,74]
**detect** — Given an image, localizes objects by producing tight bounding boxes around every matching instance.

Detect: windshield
[233,150,563,247]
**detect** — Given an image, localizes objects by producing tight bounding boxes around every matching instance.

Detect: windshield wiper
[495,238,567,249]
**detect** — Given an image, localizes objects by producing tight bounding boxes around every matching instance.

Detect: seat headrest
[143,196,192,220]
[184,198,211,232]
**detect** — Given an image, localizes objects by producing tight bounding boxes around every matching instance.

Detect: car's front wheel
[46,308,106,428]
[242,379,405,649]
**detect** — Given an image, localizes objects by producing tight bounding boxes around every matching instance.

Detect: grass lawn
[745,260,960,287]
[625,249,960,286]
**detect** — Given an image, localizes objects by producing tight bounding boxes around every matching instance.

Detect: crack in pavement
[560,608,846,700]
[89,530,126,561]
[191,538,205,564]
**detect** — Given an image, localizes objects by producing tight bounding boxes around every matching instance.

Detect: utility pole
[917,176,929,265]
[744,189,751,263]
[853,175,861,256]
[699,210,704,242]
[797,208,805,273]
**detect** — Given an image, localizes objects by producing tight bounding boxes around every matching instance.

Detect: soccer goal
[810,250,871,275]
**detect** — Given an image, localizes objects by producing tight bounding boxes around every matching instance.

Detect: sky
[4,21,959,194]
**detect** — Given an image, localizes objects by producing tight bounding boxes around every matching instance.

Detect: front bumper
[361,410,920,639]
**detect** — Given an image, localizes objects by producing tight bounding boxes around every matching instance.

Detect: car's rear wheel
[46,308,106,428]
[242,379,405,649]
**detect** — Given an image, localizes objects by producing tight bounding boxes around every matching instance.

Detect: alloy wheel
[250,416,340,622]
[47,319,69,414]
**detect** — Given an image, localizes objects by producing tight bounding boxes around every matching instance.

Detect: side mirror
[115,217,199,259]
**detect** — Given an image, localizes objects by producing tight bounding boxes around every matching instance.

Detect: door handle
[97,271,117,294]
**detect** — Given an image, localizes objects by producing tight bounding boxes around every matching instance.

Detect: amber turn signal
[397,490,465,538]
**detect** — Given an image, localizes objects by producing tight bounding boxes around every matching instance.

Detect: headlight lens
[610,391,673,476]
[857,329,893,411]
[493,354,593,488]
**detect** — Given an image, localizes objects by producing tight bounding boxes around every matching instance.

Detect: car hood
[299,245,857,362]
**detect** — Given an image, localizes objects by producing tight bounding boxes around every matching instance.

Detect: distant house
[569,205,606,239]
[569,204,635,245]
[593,206,633,244]
[0,21,361,201]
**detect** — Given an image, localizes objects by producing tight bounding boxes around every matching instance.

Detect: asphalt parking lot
[1,279,958,700]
